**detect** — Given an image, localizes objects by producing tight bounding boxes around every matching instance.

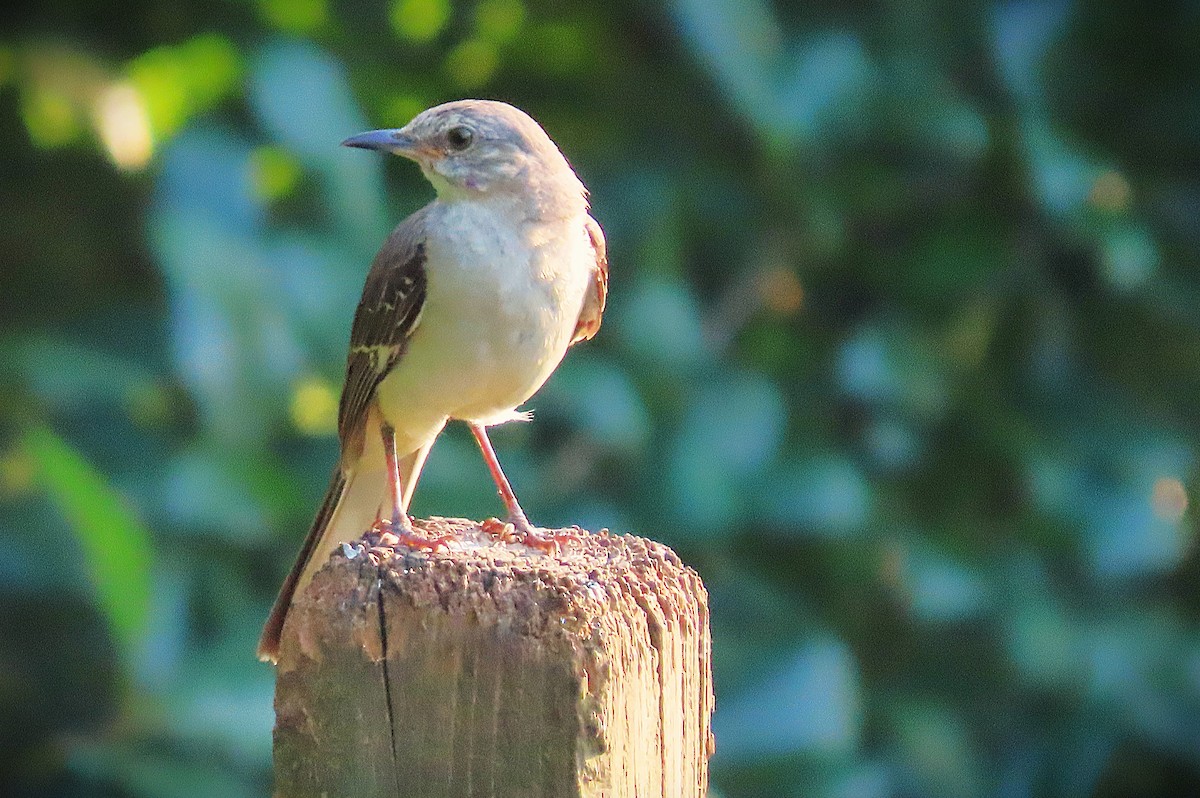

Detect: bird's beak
[341,129,427,159]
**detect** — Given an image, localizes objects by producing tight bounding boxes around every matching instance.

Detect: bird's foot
[482,517,583,555]
[370,515,454,552]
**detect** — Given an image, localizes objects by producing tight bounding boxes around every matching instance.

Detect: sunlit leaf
[21,85,82,147]
[249,145,302,200]
[289,374,339,436]
[127,34,242,140]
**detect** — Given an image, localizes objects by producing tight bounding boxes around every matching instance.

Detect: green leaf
[24,425,154,657]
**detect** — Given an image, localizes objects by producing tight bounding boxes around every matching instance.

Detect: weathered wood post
[271,518,714,798]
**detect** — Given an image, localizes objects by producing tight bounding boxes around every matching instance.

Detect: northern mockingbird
[258,100,608,663]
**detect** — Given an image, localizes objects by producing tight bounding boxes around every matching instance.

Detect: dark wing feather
[338,207,429,462]
[257,207,429,663]
[571,214,608,344]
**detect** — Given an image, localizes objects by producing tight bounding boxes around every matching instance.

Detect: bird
[257,100,608,663]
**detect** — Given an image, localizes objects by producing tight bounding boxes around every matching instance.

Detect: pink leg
[382,423,415,533]
[379,423,451,551]
[468,422,580,553]
[468,422,532,531]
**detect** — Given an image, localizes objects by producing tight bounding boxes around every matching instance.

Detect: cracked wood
[271,518,714,798]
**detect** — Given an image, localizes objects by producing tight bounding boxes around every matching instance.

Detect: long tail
[256,441,434,663]
[257,467,346,662]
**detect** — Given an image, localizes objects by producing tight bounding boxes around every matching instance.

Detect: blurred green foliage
[2,1,1199,796]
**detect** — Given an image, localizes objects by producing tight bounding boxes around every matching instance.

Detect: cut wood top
[273,518,714,798]
[281,517,709,665]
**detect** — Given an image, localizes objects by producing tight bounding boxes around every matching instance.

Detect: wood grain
[272,518,713,798]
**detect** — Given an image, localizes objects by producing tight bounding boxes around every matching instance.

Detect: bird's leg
[381,422,414,533]
[468,422,580,554]
[379,423,451,551]
[468,422,531,531]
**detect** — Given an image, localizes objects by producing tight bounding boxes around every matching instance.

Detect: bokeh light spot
[445,39,498,90]
[1152,477,1188,522]
[127,35,241,141]
[475,0,526,43]
[382,93,428,127]
[257,0,329,33]
[759,267,803,315]
[390,0,451,43]
[180,34,242,106]
[291,376,339,436]
[92,82,153,170]
[250,145,302,200]
[21,87,81,147]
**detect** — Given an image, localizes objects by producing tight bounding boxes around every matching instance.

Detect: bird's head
[342,99,587,216]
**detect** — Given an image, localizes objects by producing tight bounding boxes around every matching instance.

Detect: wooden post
[271,518,714,798]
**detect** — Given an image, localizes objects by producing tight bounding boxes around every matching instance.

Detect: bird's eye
[446,126,474,151]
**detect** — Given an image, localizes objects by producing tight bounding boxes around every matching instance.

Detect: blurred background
[2,0,1199,795]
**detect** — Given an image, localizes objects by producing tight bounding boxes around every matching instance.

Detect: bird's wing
[256,208,429,664]
[571,214,608,345]
[338,207,430,463]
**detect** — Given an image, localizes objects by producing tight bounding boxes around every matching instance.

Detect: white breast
[374,198,593,451]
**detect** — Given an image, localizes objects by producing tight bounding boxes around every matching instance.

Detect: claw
[482,517,581,554]
[370,516,453,552]
[482,516,515,541]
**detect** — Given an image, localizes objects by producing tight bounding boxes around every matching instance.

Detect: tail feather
[257,468,346,662]
[256,439,437,664]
